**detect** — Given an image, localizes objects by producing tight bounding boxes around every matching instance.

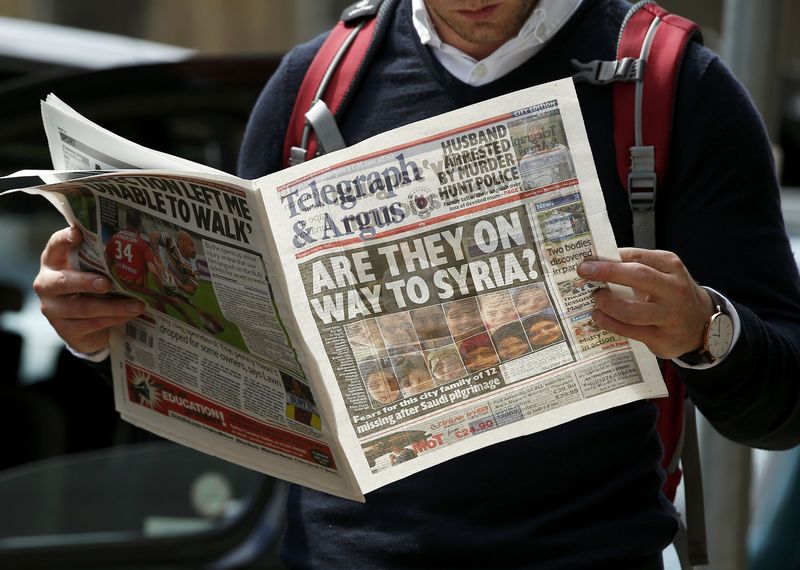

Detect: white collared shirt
[411,0,583,86]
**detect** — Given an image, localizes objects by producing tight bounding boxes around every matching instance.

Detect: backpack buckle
[305,99,346,154]
[628,145,656,211]
[571,57,645,85]
[288,146,308,166]
[288,100,347,166]
[628,178,656,210]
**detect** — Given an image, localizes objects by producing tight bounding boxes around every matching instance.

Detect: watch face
[707,313,734,359]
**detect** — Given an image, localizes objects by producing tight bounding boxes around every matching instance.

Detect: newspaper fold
[2,78,665,501]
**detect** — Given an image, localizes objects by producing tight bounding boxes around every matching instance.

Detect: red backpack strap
[282,0,398,167]
[613,1,700,248]
[617,6,709,567]
[574,4,707,566]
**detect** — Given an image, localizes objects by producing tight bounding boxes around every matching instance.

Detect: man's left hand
[576,248,713,359]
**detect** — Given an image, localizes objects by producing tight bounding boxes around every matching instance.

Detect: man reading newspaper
[32,0,800,568]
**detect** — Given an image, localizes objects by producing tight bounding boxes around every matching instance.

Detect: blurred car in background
[0,14,193,84]
[0,16,290,570]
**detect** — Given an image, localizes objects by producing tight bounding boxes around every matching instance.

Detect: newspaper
[3,79,666,501]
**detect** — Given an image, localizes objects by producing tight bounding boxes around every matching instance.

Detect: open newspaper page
[41,95,226,174]
[23,97,363,500]
[258,78,667,493]
[4,79,667,500]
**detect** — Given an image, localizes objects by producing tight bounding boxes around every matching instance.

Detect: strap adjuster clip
[288,147,308,167]
[628,145,657,211]
[572,57,645,85]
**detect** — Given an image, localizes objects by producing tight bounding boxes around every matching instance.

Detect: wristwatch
[679,289,734,365]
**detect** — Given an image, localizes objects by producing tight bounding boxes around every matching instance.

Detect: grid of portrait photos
[345,283,567,408]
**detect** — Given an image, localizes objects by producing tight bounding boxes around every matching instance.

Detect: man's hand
[577,248,713,359]
[33,227,145,355]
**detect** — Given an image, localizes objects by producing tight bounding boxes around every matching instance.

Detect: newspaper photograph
[2,78,666,500]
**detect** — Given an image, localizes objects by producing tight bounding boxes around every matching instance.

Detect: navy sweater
[238,0,800,567]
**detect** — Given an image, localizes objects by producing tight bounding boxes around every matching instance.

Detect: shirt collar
[411,0,583,86]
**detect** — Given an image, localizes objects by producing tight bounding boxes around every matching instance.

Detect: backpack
[282,0,707,566]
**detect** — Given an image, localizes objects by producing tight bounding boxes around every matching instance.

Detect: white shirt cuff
[67,344,110,363]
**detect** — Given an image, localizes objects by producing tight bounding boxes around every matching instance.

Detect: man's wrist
[685,286,715,356]
[673,287,741,370]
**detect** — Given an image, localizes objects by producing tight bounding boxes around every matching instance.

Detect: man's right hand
[33,227,145,355]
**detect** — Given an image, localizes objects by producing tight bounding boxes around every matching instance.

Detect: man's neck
[423,0,539,60]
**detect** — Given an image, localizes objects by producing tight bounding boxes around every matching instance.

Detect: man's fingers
[34,268,113,298]
[577,247,712,357]
[592,288,666,326]
[40,226,81,267]
[591,309,663,353]
[41,293,145,320]
[577,258,673,297]
[59,314,141,337]
[35,226,144,356]
[618,248,686,274]
[38,287,144,355]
